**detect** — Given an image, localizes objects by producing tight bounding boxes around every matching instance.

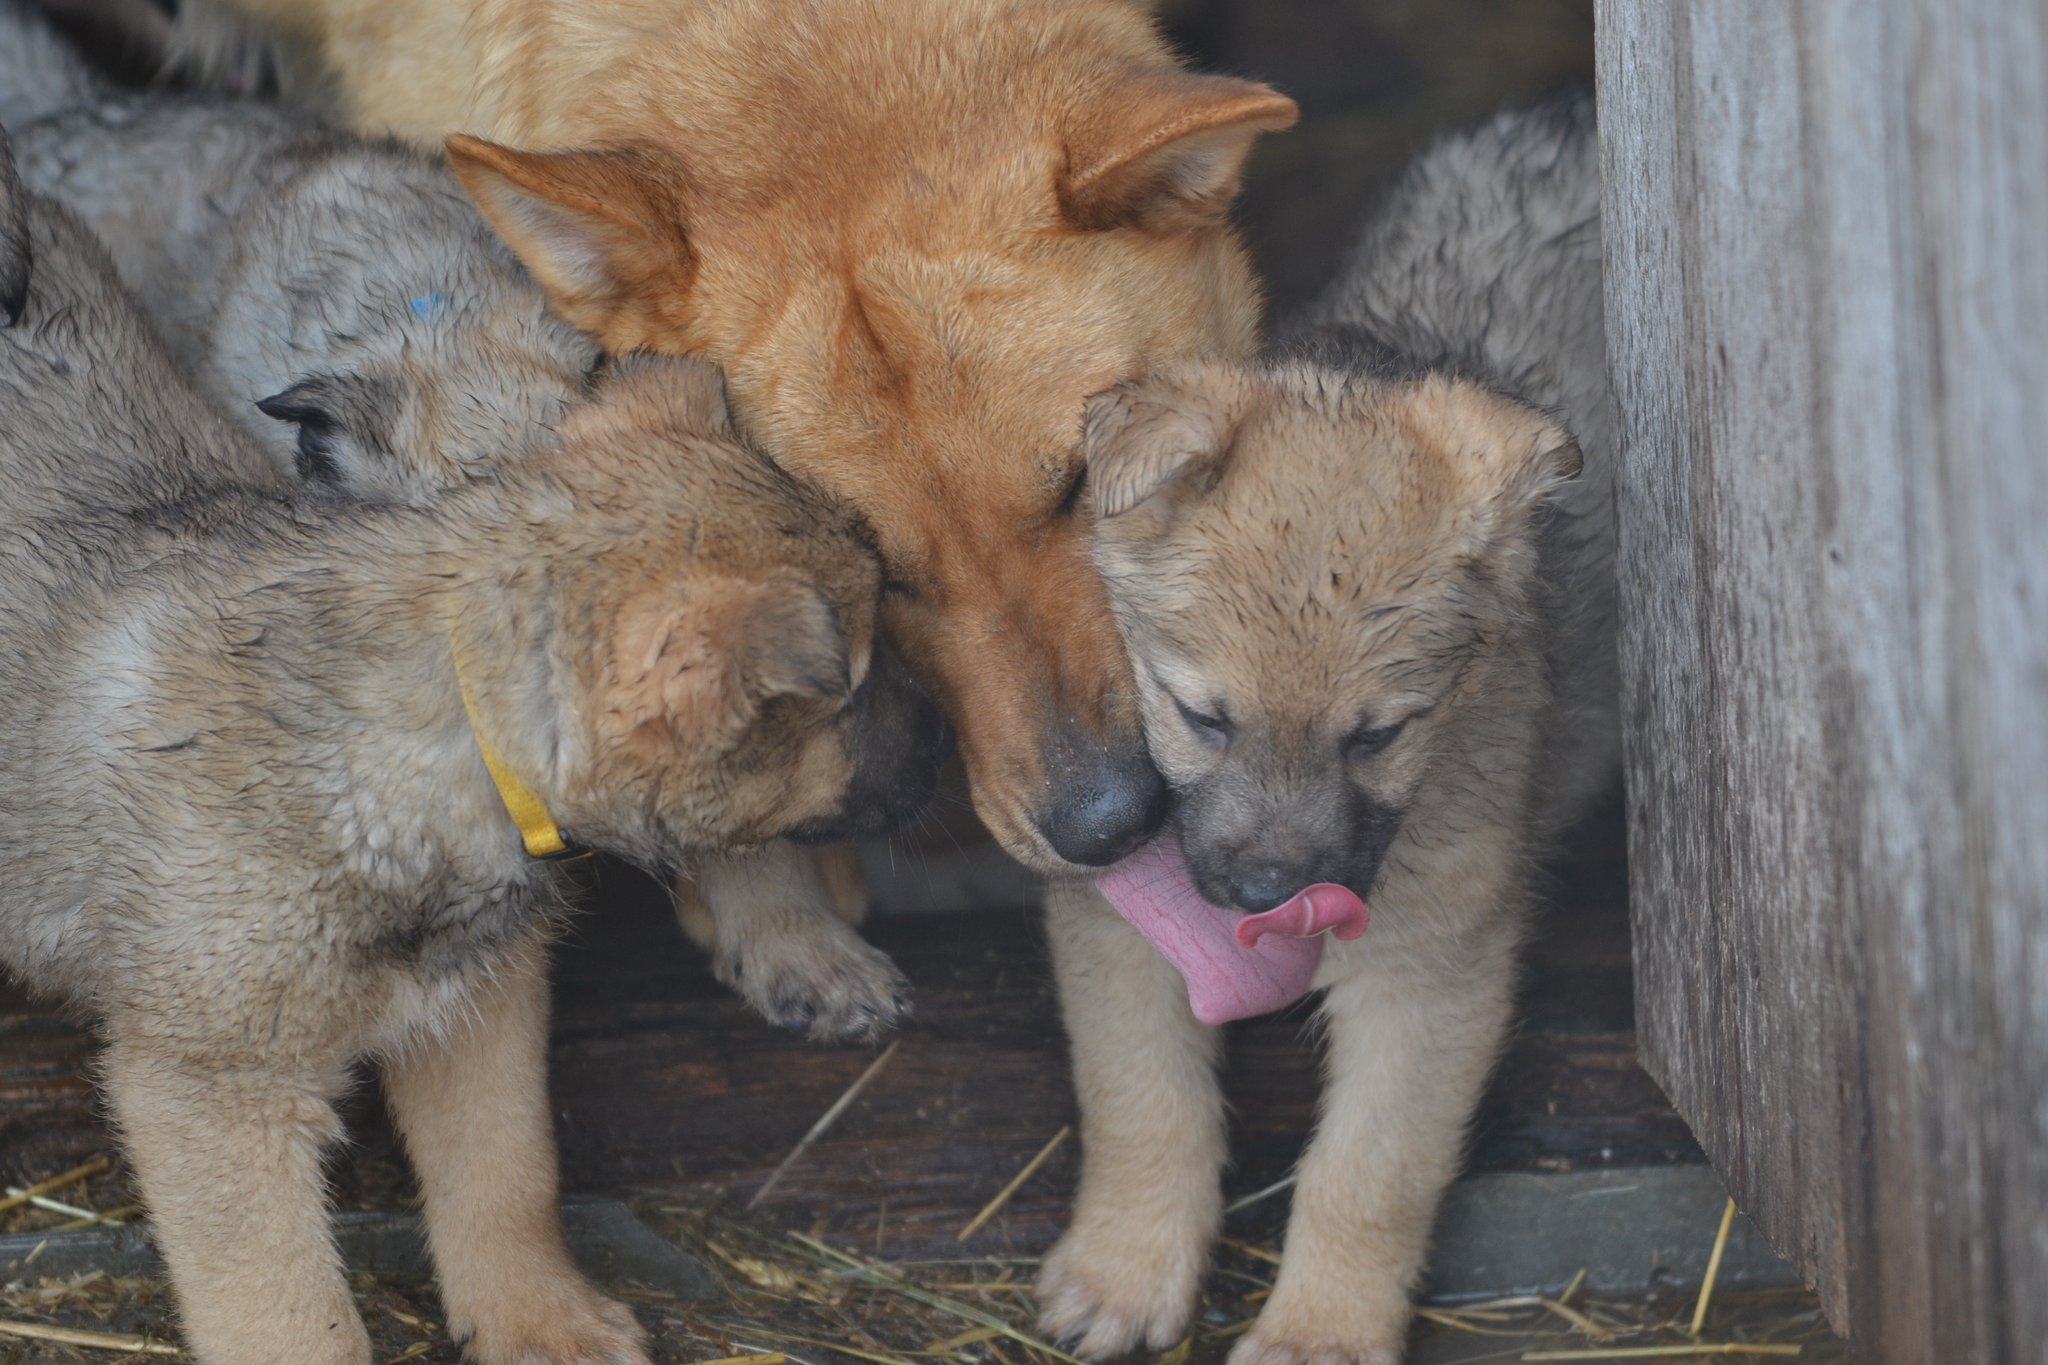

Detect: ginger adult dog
[0,130,939,1365]
[1041,96,1615,1364]
[172,0,1300,873]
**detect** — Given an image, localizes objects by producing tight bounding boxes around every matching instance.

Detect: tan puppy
[0,136,940,1365]
[1042,363,1585,1365]
[174,0,1299,875]
[1038,97,1613,1365]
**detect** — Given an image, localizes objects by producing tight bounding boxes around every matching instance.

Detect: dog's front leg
[381,937,650,1365]
[100,1031,365,1365]
[1035,876,1225,1358]
[1231,923,1519,1365]
[677,841,908,1042]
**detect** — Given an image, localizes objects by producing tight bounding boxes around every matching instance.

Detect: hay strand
[1520,1346,1800,1360]
[1690,1197,1739,1337]
[785,1233,1089,1365]
[692,1354,787,1365]
[0,1319,178,1355]
[958,1127,1070,1241]
[748,1041,901,1210]
[1223,1174,1297,1216]
[0,1157,111,1216]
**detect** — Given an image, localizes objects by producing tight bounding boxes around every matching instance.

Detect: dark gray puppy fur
[1296,89,1616,836]
[0,0,600,507]
[0,124,280,533]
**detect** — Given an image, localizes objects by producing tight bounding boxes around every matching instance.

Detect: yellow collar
[449,634,583,861]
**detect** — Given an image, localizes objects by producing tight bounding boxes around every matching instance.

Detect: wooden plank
[1599,0,2048,1356]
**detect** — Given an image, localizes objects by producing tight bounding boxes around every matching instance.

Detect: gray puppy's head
[211,143,601,504]
[0,127,28,327]
[1086,359,1580,913]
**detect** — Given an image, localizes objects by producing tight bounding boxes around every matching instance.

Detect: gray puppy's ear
[0,128,31,328]
[254,371,403,491]
[1083,364,1251,520]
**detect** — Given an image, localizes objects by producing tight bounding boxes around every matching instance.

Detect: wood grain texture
[1599,0,2048,1357]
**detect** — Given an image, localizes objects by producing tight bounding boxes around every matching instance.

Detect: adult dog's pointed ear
[1084,364,1253,528]
[1060,73,1297,233]
[0,128,31,328]
[447,135,696,351]
[610,577,850,751]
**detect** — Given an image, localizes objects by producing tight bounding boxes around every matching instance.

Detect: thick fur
[0,141,940,1364]
[0,0,910,1041]
[172,0,1301,873]
[0,3,599,508]
[1038,95,1616,1365]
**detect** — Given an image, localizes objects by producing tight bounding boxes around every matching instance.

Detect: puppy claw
[1035,1223,1204,1359]
[460,1287,652,1365]
[724,933,912,1042]
[1224,1331,1400,1365]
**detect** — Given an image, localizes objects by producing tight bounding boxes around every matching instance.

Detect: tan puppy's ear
[1060,73,1297,233]
[581,353,733,439]
[1083,365,1251,521]
[1405,375,1582,553]
[446,135,696,350]
[612,578,849,750]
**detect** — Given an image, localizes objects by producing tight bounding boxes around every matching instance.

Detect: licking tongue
[1092,836,1369,1025]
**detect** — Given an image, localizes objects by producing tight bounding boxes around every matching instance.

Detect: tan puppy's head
[458,356,946,869]
[442,0,1297,872]
[1084,360,1581,912]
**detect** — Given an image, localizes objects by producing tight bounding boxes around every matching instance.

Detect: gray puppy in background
[0,127,278,528]
[2,0,600,507]
[0,0,913,1039]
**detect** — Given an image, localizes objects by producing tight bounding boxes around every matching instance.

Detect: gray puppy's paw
[717,922,911,1043]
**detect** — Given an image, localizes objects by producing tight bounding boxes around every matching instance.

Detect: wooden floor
[0,798,1701,1260]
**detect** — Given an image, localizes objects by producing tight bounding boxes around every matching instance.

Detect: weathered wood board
[1599,0,2048,1356]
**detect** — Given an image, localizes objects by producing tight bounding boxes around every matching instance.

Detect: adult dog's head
[442,0,1295,872]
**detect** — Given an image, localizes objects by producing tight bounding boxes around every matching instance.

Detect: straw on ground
[958,1126,1070,1241]
[1690,1197,1740,1337]
[0,1155,111,1217]
[749,1041,901,1210]
[1521,1346,1800,1360]
[0,1318,178,1355]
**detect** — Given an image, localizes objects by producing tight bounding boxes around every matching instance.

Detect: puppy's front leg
[1036,877,1225,1358]
[681,842,908,1041]
[100,1032,365,1365]
[1231,922,1519,1365]
[382,937,650,1365]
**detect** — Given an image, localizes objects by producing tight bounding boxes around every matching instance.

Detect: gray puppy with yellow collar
[0,0,911,1040]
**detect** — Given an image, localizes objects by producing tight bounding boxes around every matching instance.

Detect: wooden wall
[1597,0,2048,1358]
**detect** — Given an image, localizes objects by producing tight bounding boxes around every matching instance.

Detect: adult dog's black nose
[1035,749,1168,867]
[1230,863,1302,914]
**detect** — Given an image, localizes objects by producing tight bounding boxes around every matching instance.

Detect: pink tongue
[1092,837,1369,1026]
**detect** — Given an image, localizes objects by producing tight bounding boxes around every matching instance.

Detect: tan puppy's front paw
[718,925,911,1042]
[458,1284,652,1365]
[1224,1284,1407,1365]
[1035,1218,1207,1359]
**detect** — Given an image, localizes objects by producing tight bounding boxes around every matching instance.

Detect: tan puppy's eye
[1344,719,1404,762]
[1172,695,1232,751]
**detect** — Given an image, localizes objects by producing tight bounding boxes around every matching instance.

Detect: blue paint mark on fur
[410,292,450,322]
